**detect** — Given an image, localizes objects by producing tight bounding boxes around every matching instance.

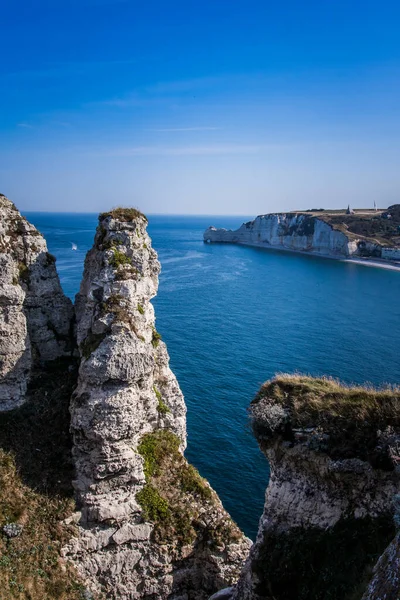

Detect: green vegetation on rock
[153,386,170,414]
[251,374,400,466]
[151,327,162,348]
[136,484,170,522]
[99,207,147,222]
[138,429,180,479]
[110,248,131,269]
[136,430,231,546]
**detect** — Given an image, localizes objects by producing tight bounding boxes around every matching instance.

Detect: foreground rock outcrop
[232,375,400,600]
[361,531,400,600]
[65,208,251,599]
[0,194,74,411]
[204,209,400,262]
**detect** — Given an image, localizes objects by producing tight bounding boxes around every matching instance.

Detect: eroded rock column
[66,208,250,599]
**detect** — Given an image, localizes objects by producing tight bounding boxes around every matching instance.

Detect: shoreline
[207,240,400,272]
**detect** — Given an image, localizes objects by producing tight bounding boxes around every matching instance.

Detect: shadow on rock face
[0,358,78,498]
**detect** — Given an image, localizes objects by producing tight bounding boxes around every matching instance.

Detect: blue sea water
[24,212,400,540]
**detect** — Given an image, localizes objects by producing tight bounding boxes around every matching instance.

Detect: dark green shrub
[136,484,170,522]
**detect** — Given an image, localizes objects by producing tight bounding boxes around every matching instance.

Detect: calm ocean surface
[24,212,400,539]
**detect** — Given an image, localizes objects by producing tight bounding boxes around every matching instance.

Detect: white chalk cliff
[204,214,377,258]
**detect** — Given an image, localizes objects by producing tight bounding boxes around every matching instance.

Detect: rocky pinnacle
[66,208,251,599]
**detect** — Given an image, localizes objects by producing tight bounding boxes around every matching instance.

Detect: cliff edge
[231,375,400,600]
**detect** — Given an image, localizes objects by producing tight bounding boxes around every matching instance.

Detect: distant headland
[204,205,400,270]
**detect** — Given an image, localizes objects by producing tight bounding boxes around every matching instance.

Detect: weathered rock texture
[0,194,74,411]
[361,532,400,600]
[66,208,250,599]
[204,211,400,261]
[232,375,400,600]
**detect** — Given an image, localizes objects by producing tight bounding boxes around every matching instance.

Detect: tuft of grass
[179,464,212,499]
[151,327,162,348]
[109,248,131,269]
[137,303,145,315]
[153,385,170,415]
[99,207,147,223]
[138,430,180,479]
[136,484,170,522]
[17,262,29,283]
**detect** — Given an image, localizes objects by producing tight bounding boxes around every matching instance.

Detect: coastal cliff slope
[65,208,251,599]
[2,198,399,600]
[0,194,74,411]
[204,208,400,261]
[231,375,400,600]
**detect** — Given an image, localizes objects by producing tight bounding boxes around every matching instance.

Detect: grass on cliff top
[252,374,400,465]
[99,206,147,222]
[254,374,400,424]
[136,429,242,547]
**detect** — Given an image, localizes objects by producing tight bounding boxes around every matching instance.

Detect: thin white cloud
[92,75,229,108]
[89,144,273,157]
[147,127,222,132]
[17,123,34,129]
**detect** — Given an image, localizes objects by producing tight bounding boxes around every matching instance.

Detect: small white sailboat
[71,242,78,251]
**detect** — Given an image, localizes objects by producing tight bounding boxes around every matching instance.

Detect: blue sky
[1,0,400,214]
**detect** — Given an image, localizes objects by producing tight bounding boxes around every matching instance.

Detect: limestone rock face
[232,376,400,600]
[361,531,400,600]
[66,209,250,599]
[203,214,379,258]
[0,195,74,411]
